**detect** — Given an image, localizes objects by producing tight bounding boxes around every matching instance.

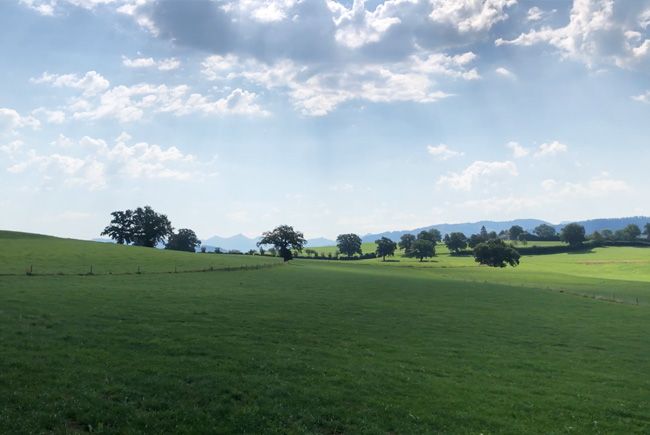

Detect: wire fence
[0,262,285,277]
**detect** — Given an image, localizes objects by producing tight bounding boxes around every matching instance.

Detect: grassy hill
[0,231,281,275]
[1,231,649,433]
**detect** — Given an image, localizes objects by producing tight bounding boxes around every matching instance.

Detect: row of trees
[101,206,201,252]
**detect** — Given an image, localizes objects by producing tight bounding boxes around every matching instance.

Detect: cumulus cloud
[31,71,110,96]
[427,143,464,160]
[437,160,518,191]
[505,141,529,158]
[541,175,630,197]
[122,55,181,71]
[32,107,66,124]
[33,71,268,122]
[534,140,568,157]
[5,133,214,190]
[0,108,41,133]
[496,0,650,70]
[632,90,650,103]
[495,66,516,79]
[526,6,556,22]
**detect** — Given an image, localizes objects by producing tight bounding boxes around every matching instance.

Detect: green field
[1,231,650,433]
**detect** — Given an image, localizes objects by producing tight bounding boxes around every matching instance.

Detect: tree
[601,229,614,240]
[258,225,306,261]
[508,225,525,241]
[644,223,650,240]
[445,232,467,254]
[480,225,488,240]
[101,210,134,244]
[590,231,604,243]
[620,224,642,241]
[417,229,440,244]
[406,239,435,262]
[130,206,173,248]
[375,237,397,261]
[473,239,520,268]
[165,228,201,252]
[533,224,557,240]
[518,233,528,245]
[398,234,416,253]
[468,234,484,248]
[336,233,363,258]
[560,223,586,247]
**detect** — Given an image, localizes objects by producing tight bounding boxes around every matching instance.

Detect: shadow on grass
[566,248,596,255]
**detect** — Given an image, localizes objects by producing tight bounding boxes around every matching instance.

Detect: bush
[473,239,520,268]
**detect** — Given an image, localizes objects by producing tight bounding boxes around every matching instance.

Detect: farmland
[1,231,650,433]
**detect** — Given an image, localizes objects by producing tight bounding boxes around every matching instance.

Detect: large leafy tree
[375,237,397,261]
[406,239,435,262]
[533,224,557,240]
[445,232,468,254]
[644,223,650,240]
[508,225,525,241]
[473,239,520,268]
[398,234,416,253]
[560,223,586,247]
[336,233,363,258]
[101,210,134,244]
[258,225,306,262]
[165,228,201,252]
[620,224,641,241]
[417,229,440,244]
[131,206,174,248]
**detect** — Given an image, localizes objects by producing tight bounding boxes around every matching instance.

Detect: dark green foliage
[406,239,435,261]
[468,234,484,248]
[508,225,525,241]
[375,237,397,261]
[101,210,134,244]
[165,228,201,253]
[445,232,468,254]
[417,229,440,244]
[618,224,642,241]
[336,233,363,258]
[533,224,557,240]
[398,234,416,252]
[258,225,306,262]
[644,223,650,240]
[473,239,521,268]
[560,223,586,247]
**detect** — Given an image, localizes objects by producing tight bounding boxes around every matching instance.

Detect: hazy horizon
[2,0,649,240]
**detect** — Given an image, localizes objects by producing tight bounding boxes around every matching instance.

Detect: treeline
[100,208,650,268]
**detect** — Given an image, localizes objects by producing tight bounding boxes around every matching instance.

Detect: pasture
[1,231,649,433]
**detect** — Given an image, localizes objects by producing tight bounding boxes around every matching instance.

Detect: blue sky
[1,0,649,240]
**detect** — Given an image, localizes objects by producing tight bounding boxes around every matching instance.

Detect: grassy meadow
[1,231,650,433]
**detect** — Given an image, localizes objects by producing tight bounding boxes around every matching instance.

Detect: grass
[1,232,650,433]
[0,231,281,275]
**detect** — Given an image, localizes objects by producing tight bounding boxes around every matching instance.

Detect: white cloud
[505,141,529,158]
[496,0,650,70]
[429,0,517,33]
[50,134,74,148]
[32,107,66,124]
[632,90,650,103]
[541,176,631,197]
[0,108,41,133]
[427,143,464,160]
[223,0,299,23]
[437,160,518,191]
[527,6,556,22]
[534,140,568,157]
[122,56,181,71]
[201,52,478,116]
[5,133,213,190]
[495,66,516,79]
[32,71,110,96]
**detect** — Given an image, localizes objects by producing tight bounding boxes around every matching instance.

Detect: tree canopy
[508,225,525,241]
[258,225,306,262]
[473,239,520,268]
[445,232,468,254]
[533,224,557,240]
[102,206,172,248]
[560,223,586,247]
[406,239,435,262]
[398,234,416,252]
[336,233,363,258]
[417,229,440,244]
[644,223,650,240]
[375,237,397,261]
[165,228,201,252]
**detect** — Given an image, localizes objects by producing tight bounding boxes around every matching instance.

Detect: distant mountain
[360,219,550,243]
[92,238,115,243]
[305,237,336,247]
[360,216,650,243]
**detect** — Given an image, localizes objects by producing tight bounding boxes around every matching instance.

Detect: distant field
[0,231,281,275]
[1,232,650,433]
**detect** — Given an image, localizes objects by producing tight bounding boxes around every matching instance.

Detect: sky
[1,0,649,240]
